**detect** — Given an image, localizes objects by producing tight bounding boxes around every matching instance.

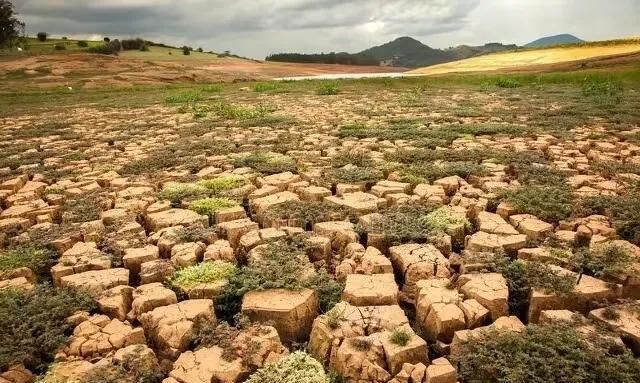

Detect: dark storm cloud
[12,0,639,58]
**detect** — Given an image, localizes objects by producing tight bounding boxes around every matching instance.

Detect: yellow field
[409,43,640,75]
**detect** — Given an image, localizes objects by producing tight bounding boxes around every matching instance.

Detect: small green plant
[494,77,522,88]
[324,167,382,184]
[358,204,435,245]
[201,84,224,93]
[198,175,249,194]
[0,285,96,372]
[421,206,472,234]
[325,305,346,329]
[0,246,54,279]
[389,328,412,346]
[188,197,238,216]
[263,200,355,228]
[62,195,103,223]
[165,91,202,104]
[170,261,236,288]
[159,182,208,205]
[569,244,633,284]
[317,82,340,95]
[331,150,375,168]
[233,152,297,175]
[254,82,280,92]
[582,77,623,104]
[502,185,573,223]
[245,351,329,383]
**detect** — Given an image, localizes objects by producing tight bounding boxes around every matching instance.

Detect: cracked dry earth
[1,77,640,383]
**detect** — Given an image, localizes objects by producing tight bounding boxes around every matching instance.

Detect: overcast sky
[15,0,640,59]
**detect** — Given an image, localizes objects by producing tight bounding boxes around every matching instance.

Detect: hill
[525,34,584,48]
[408,40,640,76]
[267,36,517,68]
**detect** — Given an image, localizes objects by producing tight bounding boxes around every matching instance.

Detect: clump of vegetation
[421,206,472,234]
[254,82,281,92]
[574,189,640,244]
[399,161,488,185]
[332,150,375,168]
[62,195,103,223]
[350,338,373,351]
[499,259,576,320]
[233,152,297,175]
[455,323,640,383]
[217,238,343,320]
[325,305,346,329]
[170,261,236,288]
[159,182,208,205]
[36,32,48,42]
[263,200,356,228]
[502,185,573,223]
[569,243,633,283]
[77,40,89,48]
[317,82,340,95]
[582,76,623,105]
[508,163,567,186]
[358,204,435,245]
[602,306,621,321]
[81,349,163,383]
[245,351,329,383]
[494,77,522,88]
[210,102,276,120]
[188,197,239,216]
[389,328,412,346]
[197,175,249,194]
[0,246,54,280]
[165,91,203,104]
[324,167,382,184]
[0,285,96,372]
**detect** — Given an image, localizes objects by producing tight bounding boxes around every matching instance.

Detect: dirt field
[1,55,640,382]
[410,43,640,75]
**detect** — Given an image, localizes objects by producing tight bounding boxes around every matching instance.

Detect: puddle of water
[275,72,422,81]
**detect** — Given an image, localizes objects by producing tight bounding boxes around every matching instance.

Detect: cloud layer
[14,0,639,58]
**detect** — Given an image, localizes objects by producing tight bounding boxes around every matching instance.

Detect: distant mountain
[525,34,584,48]
[266,36,518,68]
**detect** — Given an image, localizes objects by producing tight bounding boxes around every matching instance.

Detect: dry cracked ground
[1,72,640,383]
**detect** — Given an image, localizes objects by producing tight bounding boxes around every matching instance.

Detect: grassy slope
[410,43,640,75]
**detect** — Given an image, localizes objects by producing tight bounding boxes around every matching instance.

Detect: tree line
[265,52,380,66]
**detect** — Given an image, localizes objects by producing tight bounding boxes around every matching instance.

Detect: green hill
[525,34,584,48]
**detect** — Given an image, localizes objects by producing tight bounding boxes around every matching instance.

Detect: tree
[182,45,190,55]
[36,32,48,42]
[0,0,25,47]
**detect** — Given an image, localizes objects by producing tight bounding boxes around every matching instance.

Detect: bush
[358,204,435,245]
[53,43,66,51]
[323,167,382,184]
[104,37,110,42]
[182,46,191,55]
[217,238,343,320]
[582,77,623,104]
[262,200,356,228]
[502,185,573,223]
[331,150,374,168]
[88,40,121,55]
[0,285,95,371]
[455,323,640,383]
[494,77,522,88]
[399,162,488,184]
[121,38,147,51]
[36,32,48,42]
[233,152,297,175]
[317,82,340,95]
[81,347,163,383]
[569,243,633,283]
[159,182,208,205]
[421,206,472,237]
[574,190,640,244]
[198,176,249,194]
[188,197,238,217]
[0,246,54,280]
[77,40,89,48]
[62,195,103,223]
[245,351,329,383]
[170,261,236,288]
[389,328,412,346]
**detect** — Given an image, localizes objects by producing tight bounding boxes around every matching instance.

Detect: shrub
[573,191,640,244]
[569,244,633,283]
[317,82,340,95]
[358,204,435,245]
[455,323,640,383]
[0,285,95,371]
[88,40,121,55]
[350,338,372,351]
[217,238,343,320]
[0,246,54,280]
[62,195,103,223]
[389,328,412,346]
[508,164,567,186]
[245,351,329,383]
[170,261,236,288]
[188,197,238,216]
[582,77,623,104]
[81,350,163,383]
[77,40,89,48]
[198,175,249,194]
[262,200,356,228]
[165,91,202,104]
[399,162,488,184]
[421,206,472,235]
[210,102,276,120]
[494,77,522,88]
[54,43,66,51]
[104,37,111,42]
[36,32,48,42]
[233,152,297,175]
[182,46,191,55]
[502,185,573,223]
[159,182,208,205]
[323,167,382,184]
[331,150,374,168]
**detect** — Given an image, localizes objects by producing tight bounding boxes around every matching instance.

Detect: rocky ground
[1,72,640,383]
